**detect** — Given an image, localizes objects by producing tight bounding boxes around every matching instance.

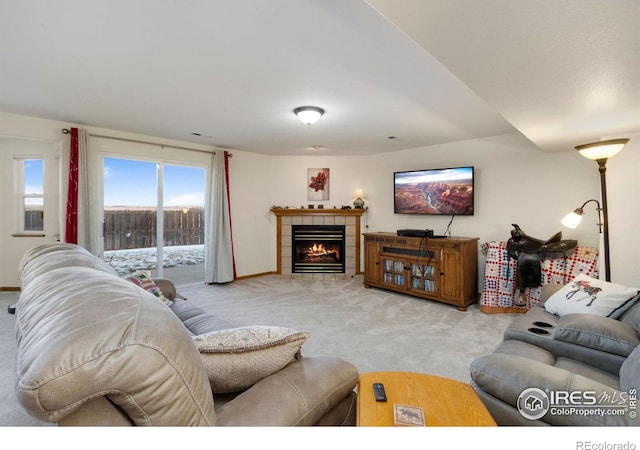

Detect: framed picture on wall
[307,168,329,201]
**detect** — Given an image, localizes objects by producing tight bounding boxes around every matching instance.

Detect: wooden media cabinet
[363,232,479,311]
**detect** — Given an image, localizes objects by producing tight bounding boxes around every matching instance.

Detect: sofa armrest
[152,278,177,300]
[554,314,640,357]
[470,353,637,426]
[214,356,358,426]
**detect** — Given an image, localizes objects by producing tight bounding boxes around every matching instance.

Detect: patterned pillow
[125,270,173,306]
[192,326,309,393]
[544,274,640,318]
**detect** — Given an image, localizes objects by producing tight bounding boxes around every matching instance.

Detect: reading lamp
[562,138,629,281]
[353,189,365,209]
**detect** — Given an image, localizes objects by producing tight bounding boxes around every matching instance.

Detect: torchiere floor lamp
[561,138,629,282]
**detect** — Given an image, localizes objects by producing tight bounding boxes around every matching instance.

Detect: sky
[24,159,43,195]
[395,166,473,185]
[23,159,43,206]
[104,157,205,207]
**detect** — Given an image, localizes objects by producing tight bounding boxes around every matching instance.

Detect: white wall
[0,112,216,287]
[607,132,640,287]
[364,133,601,246]
[225,150,274,277]
[0,137,61,287]
[226,151,366,276]
[2,112,638,289]
[229,132,608,286]
[0,114,66,287]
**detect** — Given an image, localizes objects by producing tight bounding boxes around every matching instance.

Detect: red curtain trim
[64,128,79,244]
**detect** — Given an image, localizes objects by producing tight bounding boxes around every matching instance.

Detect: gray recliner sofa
[14,243,358,426]
[471,284,640,426]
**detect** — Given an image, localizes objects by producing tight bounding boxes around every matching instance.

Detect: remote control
[373,382,387,402]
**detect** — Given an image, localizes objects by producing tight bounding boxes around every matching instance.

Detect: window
[15,157,44,232]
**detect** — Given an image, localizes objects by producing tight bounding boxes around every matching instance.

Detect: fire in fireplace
[292,225,346,273]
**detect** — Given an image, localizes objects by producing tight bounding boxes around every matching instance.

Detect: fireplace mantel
[271,207,367,278]
[270,207,367,217]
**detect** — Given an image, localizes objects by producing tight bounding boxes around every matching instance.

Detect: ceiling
[1,0,638,156]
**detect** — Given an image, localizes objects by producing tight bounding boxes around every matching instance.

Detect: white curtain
[205,151,235,283]
[76,129,100,255]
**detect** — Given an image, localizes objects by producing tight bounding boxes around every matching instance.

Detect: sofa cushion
[620,344,640,393]
[503,305,633,375]
[620,301,640,333]
[18,243,84,273]
[170,299,235,336]
[553,314,640,357]
[544,274,640,318]
[20,246,119,288]
[470,341,636,425]
[193,326,309,393]
[125,270,173,306]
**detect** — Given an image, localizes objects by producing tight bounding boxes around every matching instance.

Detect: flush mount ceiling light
[294,106,325,126]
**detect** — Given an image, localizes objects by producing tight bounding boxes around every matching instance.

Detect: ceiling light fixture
[294,106,325,126]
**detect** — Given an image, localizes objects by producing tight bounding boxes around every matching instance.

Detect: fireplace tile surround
[270,208,367,279]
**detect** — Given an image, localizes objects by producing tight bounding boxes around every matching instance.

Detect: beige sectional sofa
[14,243,358,426]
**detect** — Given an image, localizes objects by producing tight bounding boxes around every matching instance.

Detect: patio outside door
[103,156,205,285]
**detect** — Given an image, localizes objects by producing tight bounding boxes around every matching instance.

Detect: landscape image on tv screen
[394,166,474,215]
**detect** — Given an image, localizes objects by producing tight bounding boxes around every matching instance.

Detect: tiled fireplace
[270,208,367,279]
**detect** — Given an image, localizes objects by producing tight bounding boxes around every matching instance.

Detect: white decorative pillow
[192,326,309,393]
[544,274,640,318]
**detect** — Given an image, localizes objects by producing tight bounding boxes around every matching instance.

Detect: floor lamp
[561,138,629,282]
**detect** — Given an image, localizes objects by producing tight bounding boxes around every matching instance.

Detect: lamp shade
[575,138,629,160]
[353,189,365,209]
[294,106,325,125]
[561,210,583,229]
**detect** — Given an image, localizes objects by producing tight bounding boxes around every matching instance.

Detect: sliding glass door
[103,156,205,284]
[161,164,205,283]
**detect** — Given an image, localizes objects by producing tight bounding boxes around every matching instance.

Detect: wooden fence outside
[104,208,204,251]
[25,210,44,231]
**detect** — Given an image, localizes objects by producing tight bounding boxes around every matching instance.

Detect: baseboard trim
[0,287,20,291]
[479,305,528,314]
[235,271,278,281]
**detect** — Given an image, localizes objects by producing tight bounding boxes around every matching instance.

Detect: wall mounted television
[394,166,474,215]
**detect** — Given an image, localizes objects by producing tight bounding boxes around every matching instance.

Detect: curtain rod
[61,128,231,156]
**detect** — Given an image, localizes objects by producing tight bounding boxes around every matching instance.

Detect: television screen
[394,166,474,215]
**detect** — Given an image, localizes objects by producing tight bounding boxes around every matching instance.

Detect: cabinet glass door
[382,257,405,288]
[408,262,437,294]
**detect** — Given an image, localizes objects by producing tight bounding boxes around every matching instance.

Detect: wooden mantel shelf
[270,207,367,217]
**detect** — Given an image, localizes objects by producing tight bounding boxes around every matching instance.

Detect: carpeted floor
[177,275,517,381]
[0,291,44,426]
[0,275,518,426]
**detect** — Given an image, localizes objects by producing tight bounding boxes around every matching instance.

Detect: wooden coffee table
[356,371,496,426]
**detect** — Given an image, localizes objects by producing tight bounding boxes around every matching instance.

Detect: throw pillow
[192,326,310,393]
[544,274,640,318]
[125,270,173,306]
